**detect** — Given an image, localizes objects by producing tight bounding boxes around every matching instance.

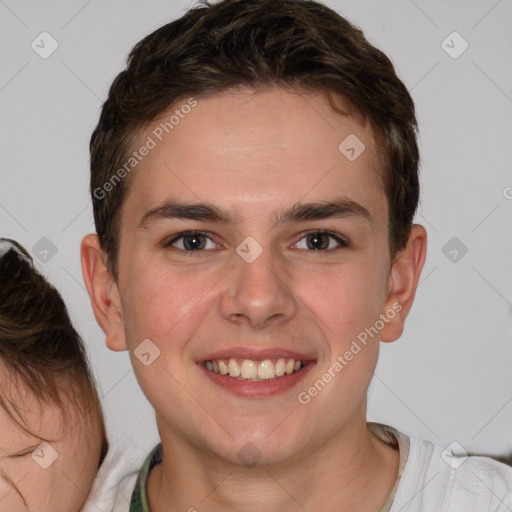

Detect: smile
[204,357,305,381]
[198,349,316,398]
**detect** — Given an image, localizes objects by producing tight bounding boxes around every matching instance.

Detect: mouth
[197,349,316,398]
[203,357,307,380]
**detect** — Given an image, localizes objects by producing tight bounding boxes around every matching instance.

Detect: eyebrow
[138,196,372,229]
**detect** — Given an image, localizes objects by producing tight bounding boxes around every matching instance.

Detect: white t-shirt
[83,424,512,511]
[80,436,144,512]
[368,422,512,512]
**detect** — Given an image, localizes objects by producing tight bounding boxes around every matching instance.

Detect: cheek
[0,465,31,511]
[59,454,98,509]
[121,262,204,343]
[120,260,224,392]
[300,263,385,343]
[2,462,53,510]
[45,433,101,511]
[296,262,385,398]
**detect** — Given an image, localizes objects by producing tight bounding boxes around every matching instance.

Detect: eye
[162,229,349,256]
[163,230,219,255]
[293,230,349,251]
[9,444,40,458]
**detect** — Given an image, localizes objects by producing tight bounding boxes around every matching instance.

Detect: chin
[208,429,305,468]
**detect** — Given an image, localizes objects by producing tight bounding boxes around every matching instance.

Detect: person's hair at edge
[0,239,108,467]
[90,0,419,279]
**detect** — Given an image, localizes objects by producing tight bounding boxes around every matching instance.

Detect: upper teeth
[205,358,304,380]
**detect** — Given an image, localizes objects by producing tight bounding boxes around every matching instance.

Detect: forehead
[0,374,60,453]
[124,87,387,225]
[0,402,62,462]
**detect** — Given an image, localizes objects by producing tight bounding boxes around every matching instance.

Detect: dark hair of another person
[0,239,108,466]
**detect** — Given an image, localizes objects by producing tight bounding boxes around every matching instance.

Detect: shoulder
[393,432,512,512]
[80,436,147,512]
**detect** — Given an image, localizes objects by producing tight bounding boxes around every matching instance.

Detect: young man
[81,0,512,510]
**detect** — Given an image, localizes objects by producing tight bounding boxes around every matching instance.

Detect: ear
[380,224,427,343]
[80,234,127,351]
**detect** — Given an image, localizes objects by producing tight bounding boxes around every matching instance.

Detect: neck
[147,415,399,512]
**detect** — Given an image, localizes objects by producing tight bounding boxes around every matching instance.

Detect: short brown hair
[0,239,108,464]
[90,0,419,277]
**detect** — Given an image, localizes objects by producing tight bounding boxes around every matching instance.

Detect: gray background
[1,0,511,461]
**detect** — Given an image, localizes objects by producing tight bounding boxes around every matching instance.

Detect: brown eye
[294,230,349,251]
[163,231,219,255]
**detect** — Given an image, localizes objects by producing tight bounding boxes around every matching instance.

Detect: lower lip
[198,361,316,398]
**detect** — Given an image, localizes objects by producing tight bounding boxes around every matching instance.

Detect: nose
[220,243,297,329]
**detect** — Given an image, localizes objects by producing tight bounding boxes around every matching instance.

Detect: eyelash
[11,447,37,458]
[163,229,349,256]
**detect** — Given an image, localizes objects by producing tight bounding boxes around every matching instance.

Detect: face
[90,87,419,466]
[0,365,102,512]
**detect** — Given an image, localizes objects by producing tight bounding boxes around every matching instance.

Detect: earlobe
[380,224,427,343]
[80,234,127,351]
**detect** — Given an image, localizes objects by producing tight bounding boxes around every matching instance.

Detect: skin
[0,365,103,512]
[82,86,427,512]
